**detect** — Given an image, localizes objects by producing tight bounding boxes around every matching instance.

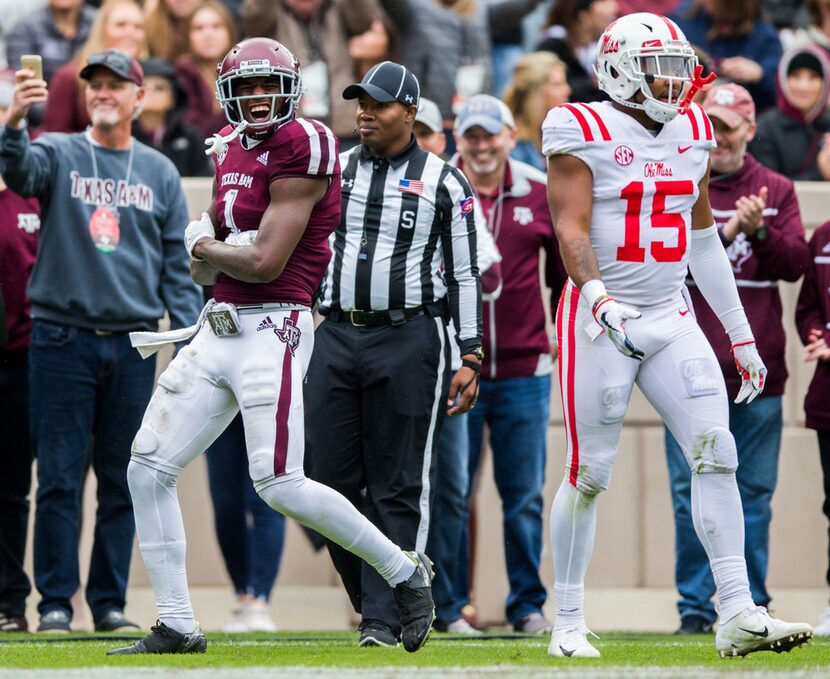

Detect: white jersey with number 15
[542,100,716,308]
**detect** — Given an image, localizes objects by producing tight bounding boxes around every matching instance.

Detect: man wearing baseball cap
[413,97,445,157]
[0,49,200,634]
[449,92,567,636]
[664,82,810,635]
[308,60,483,648]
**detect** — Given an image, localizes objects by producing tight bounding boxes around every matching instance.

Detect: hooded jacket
[749,45,830,181]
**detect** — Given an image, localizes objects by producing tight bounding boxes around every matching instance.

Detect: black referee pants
[305,313,451,635]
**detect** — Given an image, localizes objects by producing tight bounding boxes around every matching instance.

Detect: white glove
[224,230,257,247]
[592,295,645,361]
[732,341,767,404]
[184,212,215,260]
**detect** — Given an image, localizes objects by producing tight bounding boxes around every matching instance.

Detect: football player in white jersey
[541,13,813,659]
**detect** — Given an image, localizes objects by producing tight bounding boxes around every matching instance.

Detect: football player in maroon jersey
[111,38,435,655]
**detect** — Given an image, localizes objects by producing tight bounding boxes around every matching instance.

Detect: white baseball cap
[415,97,442,133]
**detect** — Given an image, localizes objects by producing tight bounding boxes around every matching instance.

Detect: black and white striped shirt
[320,137,482,353]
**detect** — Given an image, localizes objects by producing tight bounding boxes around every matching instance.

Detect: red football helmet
[216,38,302,135]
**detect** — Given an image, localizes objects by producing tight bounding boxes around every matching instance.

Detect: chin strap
[204,120,249,157]
[678,65,717,115]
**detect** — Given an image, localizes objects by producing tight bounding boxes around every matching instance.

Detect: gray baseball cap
[415,97,442,133]
[454,94,515,136]
[343,61,420,108]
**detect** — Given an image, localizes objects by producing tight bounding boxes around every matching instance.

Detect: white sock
[690,472,753,622]
[127,461,196,634]
[257,473,413,586]
[550,479,598,630]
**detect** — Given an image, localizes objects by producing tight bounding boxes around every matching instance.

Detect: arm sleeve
[749,180,810,282]
[158,169,202,330]
[0,126,55,197]
[438,166,482,354]
[471,196,501,298]
[795,227,827,344]
[688,225,752,343]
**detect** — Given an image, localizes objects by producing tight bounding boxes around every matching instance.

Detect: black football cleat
[393,551,435,652]
[107,620,207,655]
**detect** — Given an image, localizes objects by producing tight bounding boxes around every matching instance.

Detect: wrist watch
[753,224,767,241]
[469,346,485,361]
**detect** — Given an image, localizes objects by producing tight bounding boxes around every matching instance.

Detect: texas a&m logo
[258,315,301,355]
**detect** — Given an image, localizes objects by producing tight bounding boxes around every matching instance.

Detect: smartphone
[20,54,43,81]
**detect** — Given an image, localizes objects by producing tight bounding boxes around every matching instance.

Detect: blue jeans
[205,413,285,601]
[426,412,469,625]
[30,320,155,621]
[665,396,782,623]
[458,374,551,624]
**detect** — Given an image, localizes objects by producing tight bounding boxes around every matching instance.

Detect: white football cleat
[716,606,812,658]
[548,625,601,658]
[814,607,830,636]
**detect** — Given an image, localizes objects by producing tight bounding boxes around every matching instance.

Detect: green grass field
[1,632,829,677]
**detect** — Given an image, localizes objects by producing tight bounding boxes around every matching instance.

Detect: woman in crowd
[43,0,146,133]
[176,0,236,138]
[536,0,617,103]
[133,57,211,177]
[503,51,570,171]
[145,0,200,61]
[749,45,830,181]
[672,0,782,112]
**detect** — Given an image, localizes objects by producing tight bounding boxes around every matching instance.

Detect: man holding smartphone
[0,48,201,633]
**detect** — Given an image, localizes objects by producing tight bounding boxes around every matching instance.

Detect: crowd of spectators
[1,0,830,638]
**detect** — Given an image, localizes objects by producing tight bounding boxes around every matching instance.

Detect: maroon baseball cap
[702,83,755,128]
[80,49,144,86]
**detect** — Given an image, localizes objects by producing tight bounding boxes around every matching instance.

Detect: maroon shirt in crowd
[175,58,229,138]
[796,221,830,431]
[0,188,40,350]
[689,154,810,398]
[453,156,567,380]
[212,118,340,307]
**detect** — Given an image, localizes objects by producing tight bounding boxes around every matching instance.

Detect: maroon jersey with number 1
[212,118,340,306]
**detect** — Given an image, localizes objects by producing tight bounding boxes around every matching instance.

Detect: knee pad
[256,471,308,519]
[156,351,199,398]
[241,366,279,410]
[572,451,614,496]
[132,426,159,456]
[689,426,737,474]
[127,459,177,496]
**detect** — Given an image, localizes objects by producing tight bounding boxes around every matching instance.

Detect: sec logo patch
[614,145,634,166]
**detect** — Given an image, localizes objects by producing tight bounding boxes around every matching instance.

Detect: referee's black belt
[324,301,446,327]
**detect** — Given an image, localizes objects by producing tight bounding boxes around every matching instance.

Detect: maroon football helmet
[216,38,302,135]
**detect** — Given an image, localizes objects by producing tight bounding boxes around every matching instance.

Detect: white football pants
[127,306,412,631]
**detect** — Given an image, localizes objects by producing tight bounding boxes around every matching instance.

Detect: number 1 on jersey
[617,180,695,263]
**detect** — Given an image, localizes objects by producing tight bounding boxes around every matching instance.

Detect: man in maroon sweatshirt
[796,219,830,635]
[665,83,811,635]
[0,146,39,632]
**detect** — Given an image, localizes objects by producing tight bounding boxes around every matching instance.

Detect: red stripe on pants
[273,310,299,477]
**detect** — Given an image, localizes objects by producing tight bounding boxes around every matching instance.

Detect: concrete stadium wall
[24,180,830,627]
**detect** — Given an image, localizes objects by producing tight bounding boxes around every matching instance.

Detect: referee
[306,61,483,648]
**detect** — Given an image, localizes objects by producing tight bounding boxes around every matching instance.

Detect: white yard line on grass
[1,668,829,679]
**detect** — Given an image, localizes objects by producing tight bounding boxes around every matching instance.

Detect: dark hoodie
[749,45,830,181]
[133,58,212,178]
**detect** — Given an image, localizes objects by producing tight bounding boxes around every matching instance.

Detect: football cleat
[393,551,435,652]
[716,606,812,658]
[548,625,601,658]
[107,620,207,655]
[358,619,399,648]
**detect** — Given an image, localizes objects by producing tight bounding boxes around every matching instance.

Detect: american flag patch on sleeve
[398,179,425,195]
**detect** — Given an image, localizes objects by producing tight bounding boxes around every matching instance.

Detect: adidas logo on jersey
[257,315,279,332]
[256,151,269,166]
